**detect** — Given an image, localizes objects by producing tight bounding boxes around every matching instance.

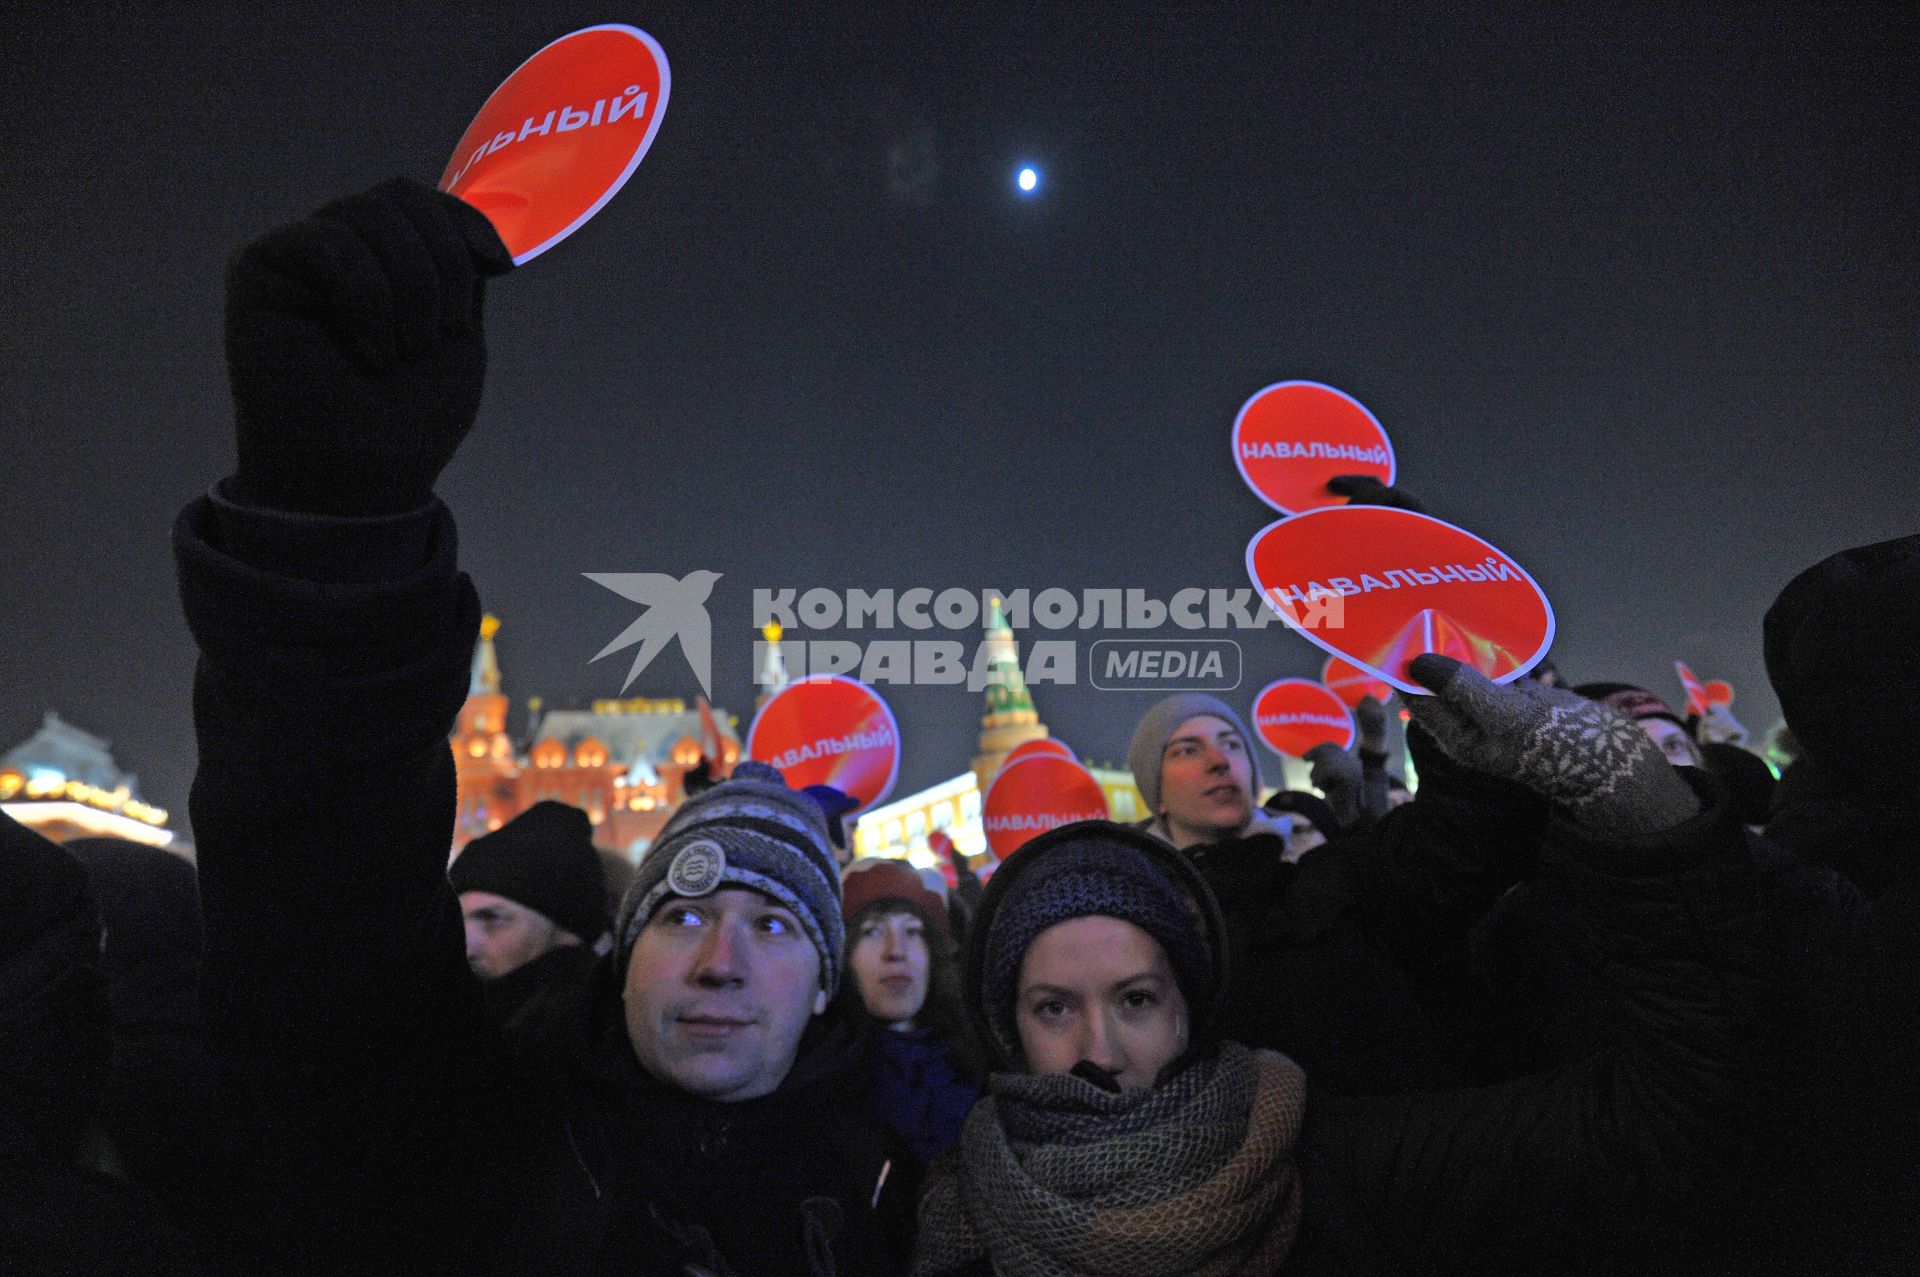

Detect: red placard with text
[1232,381,1396,516]
[1252,679,1356,757]
[746,675,899,812]
[440,24,670,264]
[982,755,1109,860]
[1247,506,1555,696]
[1321,654,1394,709]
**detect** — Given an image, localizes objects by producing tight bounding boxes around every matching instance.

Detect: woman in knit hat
[915,821,1307,1275]
[842,858,986,1168]
[914,656,1782,1277]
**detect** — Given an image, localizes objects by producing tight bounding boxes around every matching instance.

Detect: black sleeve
[1337,726,1550,974]
[1297,771,1775,1271]
[174,482,515,1275]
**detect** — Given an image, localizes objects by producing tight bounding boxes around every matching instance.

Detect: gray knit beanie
[616,761,845,995]
[1127,693,1264,814]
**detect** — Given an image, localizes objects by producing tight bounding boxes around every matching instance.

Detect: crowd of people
[4,179,1913,1276]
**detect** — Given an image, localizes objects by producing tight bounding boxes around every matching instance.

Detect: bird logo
[585,570,723,696]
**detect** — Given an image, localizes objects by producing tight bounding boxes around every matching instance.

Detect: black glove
[1352,694,1388,754]
[226,178,514,516]
[1303,742,1364,831]
[1327,473,1425,513]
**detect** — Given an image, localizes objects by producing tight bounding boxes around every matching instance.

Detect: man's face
[1640,717,1703,768]
[849,907,931,1028]
[622,886,825,1102]
[461,891,562,980]
[1158,715,1255,848]
[1015,914,1190,1092]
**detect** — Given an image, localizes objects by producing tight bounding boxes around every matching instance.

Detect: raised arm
[175,179,517,1274]
[1297,658,1773,1270]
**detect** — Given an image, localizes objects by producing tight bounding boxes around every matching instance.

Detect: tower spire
[470,614,503,696]
[970,597,1050,789]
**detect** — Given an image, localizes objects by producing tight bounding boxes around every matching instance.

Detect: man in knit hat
[1128,692,1289,849]
[614,760,847,1101]
[448,800,611,1034]
[451,799,611,979]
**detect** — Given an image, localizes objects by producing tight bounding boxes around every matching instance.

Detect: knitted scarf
[914,1044,1306,1276]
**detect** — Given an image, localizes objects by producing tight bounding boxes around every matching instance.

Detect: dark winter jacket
[0,814,202,1277]
[62,837,218,1243]
[1182,737,1548,1096]
[1285,770,1773,1274]
[173,486,915,1277]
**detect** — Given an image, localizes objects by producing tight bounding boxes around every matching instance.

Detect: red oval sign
[1702,679,1734,709]
[440,24,670,264]
[1001,737,1077,768]
[1321,654,1394,709]
[1251,679,1356,757]
[982,755,1109,861]
[1246,506,1555,696]
[1232,381,1395,516]
[745,675,899,812]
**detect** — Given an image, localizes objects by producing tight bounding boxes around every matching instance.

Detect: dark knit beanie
[841,858,951,941]
[617,761,844,994]
[1128,693,1263,814]
[450,801,613,951]
[977,827,1213,1064]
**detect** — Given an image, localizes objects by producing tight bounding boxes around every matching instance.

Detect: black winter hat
[450,801,612,949]
[1763,533,1920,799]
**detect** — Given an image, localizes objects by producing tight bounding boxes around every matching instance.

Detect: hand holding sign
[746,675,900,812]
[1247,506,1555,696]
[441,25,670,264]
[226,179,513,517]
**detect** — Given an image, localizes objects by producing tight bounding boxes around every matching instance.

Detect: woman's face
[1015,915,1189,1091]
[850,907,931,1029]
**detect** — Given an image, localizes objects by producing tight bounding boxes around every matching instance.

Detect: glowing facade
[0,711,174,848]
[450,617,742,857]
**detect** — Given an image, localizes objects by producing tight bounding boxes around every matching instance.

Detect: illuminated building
[450,616,742,857]
[0,711,175,849]
[853,603,1145,870]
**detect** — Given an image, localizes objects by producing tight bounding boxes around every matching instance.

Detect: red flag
[697,696,730,778]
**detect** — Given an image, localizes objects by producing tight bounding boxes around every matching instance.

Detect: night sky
[4,2,1915,840]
